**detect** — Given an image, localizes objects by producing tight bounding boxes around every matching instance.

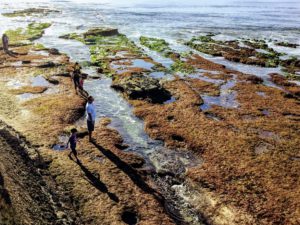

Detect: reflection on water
[200,76,238,110]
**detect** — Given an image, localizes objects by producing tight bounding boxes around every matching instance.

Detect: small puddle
[256,91,267,98]
[52,134,69,151]
[7,80,24,88]
[164,96,176,104]
[188,73,224,85]
[131,59,154,70]
[200,77,239,110]
[149,71,165,79]
[31,75,51,87]
[18,93,37,100]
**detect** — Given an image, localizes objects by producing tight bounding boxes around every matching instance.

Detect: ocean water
[0,0,300,44]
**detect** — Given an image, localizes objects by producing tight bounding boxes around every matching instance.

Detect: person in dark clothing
[2,33,16,57]
[67,128,79,159]
[72,62,81,94]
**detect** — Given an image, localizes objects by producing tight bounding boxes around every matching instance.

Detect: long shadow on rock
[91,140,182,224]
[91,140,160,198]
[71,156,119,203]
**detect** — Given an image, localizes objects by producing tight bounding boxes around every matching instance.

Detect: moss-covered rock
[275,41,299,48]
[60,29,143,73]
[186,35,285,68]
[140,36,172,55]
[5,22,51,45]
[2,8,60,17]
[170,60,195,74]
[111,73,171,103]
[83,28,119,38]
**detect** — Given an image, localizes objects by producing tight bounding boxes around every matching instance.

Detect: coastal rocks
[280,57,300,76]
[139,36,173,58]
[275,41,299,48]
[139,36,195,74]
[269,73,300,97]
[186,35,283,68]
[5,22,51,45]
[48,48,60,55]
[2,8,60,17]
[83,28,119,38]
[246,75,264,84]
[111,73,171,103]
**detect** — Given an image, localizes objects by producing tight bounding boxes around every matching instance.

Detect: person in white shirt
[86,96,96,141]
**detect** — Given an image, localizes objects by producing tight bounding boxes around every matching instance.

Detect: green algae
[60,28,144,76]
[2,8,59,17]
[33,43,47,51]
[139,36,172,56]
[186,35,288,68]
[5,22,51,45]
[59,33,83,42]
[140,36,197,74]
[275,42,299,48]
[171,60,195,74]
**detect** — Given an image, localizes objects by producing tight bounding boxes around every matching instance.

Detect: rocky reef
[5,22,51,45]
[2,8,60,17]
[1,12,300,225]
[0,26,176,224]
[111,73,171,103]
[61,27,300,224]
[186,35,300,81]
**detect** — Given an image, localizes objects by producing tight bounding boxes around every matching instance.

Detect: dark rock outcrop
[246,75,264,84]
[111,73,171,103]
[83,28,119,38]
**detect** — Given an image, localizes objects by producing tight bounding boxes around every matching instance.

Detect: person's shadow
[89,141,186,224]
[69,155,119,203]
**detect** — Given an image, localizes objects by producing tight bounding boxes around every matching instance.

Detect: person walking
[2,33,16,57]
[67,128,79,160]
[86,96,96,142]
[72,62,81,94]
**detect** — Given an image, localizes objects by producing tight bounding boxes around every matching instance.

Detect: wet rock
[97,68,104,73]
[83,28,119,38]
[111,73,172,103]
[2,8,60,17]
[275,42,299,48]
[45,77,59,85]
[22,60,31,64]
[48,48,60,55]
[38,61,56,68]
[246,75,264,84]
[115,143,129,150]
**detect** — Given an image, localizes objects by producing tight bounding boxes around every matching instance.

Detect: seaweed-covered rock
[5,22,51,45]
[111,73,171,103]
[246,75,264,84]
[186,35,283,68]
[2,8,60,17]
[83,28,119,38]
[48,48,60,55]
[275,42,299,48]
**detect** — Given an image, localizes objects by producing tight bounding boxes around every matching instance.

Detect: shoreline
[0,7,299,225]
